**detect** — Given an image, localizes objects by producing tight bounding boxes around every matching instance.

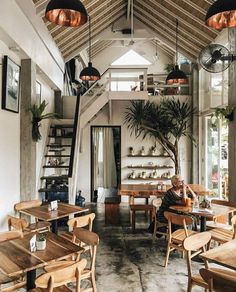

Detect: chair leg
[187,280,192,292]
[164,243,171,267]
[91,271,97,292]
[131,210,135,232]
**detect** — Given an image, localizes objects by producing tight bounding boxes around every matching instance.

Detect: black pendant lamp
[206,0,236,30]
[80,16,100,81]
[166,20,187,85]
[45,0,88,27]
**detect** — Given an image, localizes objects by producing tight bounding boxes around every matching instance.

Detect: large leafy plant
[30,100,59,142]
[124,98,195,174]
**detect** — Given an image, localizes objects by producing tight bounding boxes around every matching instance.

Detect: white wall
[0,41,21,230]
[77,99,192,202]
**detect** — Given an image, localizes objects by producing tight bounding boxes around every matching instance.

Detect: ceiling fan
[199,43,236,73]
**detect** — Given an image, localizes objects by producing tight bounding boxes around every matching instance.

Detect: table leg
[27,269,36,290]
[51,219,58,234]
[200,216,206,232]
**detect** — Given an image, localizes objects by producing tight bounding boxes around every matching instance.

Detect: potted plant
[29,100,60,142]
[124,98,195,174]
[212,105,235,122]
[129,147,134,156]
[36,233,46,250]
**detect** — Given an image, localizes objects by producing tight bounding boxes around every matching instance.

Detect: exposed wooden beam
[176,0,206,17]
[135,6,200,54]
[135,0,207,48]
[151,40,174,59]
[136,0,215,42]
[57,0,125,48]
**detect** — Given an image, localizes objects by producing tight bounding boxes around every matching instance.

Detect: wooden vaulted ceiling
[32,0,218,62]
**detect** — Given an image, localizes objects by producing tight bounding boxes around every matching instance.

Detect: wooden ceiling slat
[180,0,206,15]
[135,6,200,54]
[151,40,174,59]
[57,0,125,48]
[135,13,197,62]
[137,0,215,43]
[164,0,218,36]
[64,10,126,60]
[90,41,115,59]
[135,0,207,48]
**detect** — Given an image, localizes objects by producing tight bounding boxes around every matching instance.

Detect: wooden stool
[130,204,153,232]
[105,197,120,225]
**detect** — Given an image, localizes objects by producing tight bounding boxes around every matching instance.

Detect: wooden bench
[130,204,153,232]
[105,197,120,225]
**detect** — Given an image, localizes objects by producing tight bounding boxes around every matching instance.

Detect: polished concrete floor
[91,203,204,292]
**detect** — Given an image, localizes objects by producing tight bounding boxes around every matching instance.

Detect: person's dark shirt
[157,188,183,222]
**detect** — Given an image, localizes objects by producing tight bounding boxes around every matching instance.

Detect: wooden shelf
[127,165,173,169]
[128,155,170,158]
[128,177,170,181]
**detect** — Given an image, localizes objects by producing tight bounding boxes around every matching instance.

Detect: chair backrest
[8,215,28,231]
[0,230,23,242]
[35,259,87,292]
[211,199,236,208]
[67,213,95,231]
[231,215,236,239]
[183,232,211,279]
[73,228,99,272]
[14,200,42,212]
[164,211,193,236]
[200,268,236,292]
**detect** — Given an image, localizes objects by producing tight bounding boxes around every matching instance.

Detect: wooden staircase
[38,121,75,203]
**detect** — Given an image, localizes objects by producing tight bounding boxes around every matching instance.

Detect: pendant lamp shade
[79,17,101,81]
[166,20,187,85]
[80,62,101,81]
[205,0,236,30]
[45,0,88,27]
[166,65,187,85]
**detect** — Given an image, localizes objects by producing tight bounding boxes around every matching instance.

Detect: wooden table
[170,203,236,232]
[200,239,236,270]
[118,184,212,204]
[0,232,83,290]
[20,202,89,234]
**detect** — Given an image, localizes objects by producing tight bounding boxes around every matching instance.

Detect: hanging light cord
[89,15,91,63]
[175,19,178,65]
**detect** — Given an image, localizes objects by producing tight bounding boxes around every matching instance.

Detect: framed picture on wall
[36,81,41,106]
[1,56,20,113]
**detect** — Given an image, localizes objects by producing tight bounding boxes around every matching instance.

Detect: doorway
[91,126,121,202]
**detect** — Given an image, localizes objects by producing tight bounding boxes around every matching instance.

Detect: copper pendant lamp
[205,0,236,30]
[45,0,88,27]
[80,16,101,81]
[166,20,187,85]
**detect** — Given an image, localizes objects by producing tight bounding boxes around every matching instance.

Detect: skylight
[111,49,151,65]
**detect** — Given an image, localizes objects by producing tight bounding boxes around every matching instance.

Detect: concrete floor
[91,203,204,292]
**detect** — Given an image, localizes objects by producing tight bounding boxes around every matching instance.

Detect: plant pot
[36,240,46,250]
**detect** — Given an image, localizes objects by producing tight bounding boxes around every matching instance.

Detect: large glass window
[205,116,228,198]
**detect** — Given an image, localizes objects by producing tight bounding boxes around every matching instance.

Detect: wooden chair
[60,213,96,250]
[0,230,26,291]
[164,211,197,267]
[31,258,87,292]
[46,229,99,292]
[14,200,51,232]
[183,231,212,292]
[200,268,236,292]
[206,199,236,231]
[152,198,168,239]
[208,215,236,244]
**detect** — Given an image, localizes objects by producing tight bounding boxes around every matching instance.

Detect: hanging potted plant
[212,105,235,122]
[29,100,60,142]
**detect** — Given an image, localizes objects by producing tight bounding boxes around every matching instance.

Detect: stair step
[38,188,68,193]
[41,175,69,180]
[48,149,65,152]
[47,144,71,147]
[43,165,69,168]
[45,155,70,157]
[51,125,74,128]
[48,135,73,138]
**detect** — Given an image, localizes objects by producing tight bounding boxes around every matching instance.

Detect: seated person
[157,175,197,223]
